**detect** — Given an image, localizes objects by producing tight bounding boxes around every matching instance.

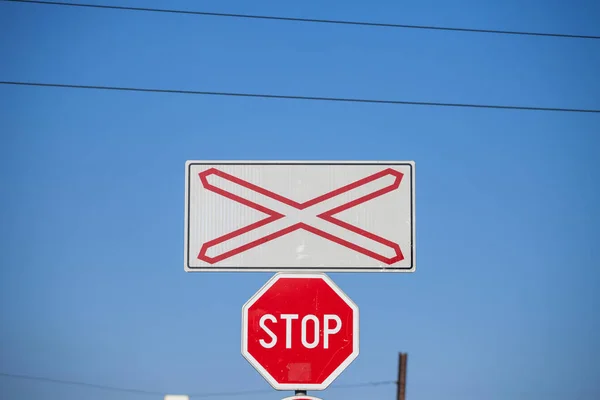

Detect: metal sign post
[282,395,323,400]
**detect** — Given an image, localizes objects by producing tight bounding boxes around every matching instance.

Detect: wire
[0,371,395,398]
[188,380,397,398]
[3,0,599,40]
[0,372,166,396]
[1,80,599,114]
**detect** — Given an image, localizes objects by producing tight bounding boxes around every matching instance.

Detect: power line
[189,380,397,398]
[1,80,599,114]
[3,0,599,40]
[0,371,395,398]
[0,372,166,396]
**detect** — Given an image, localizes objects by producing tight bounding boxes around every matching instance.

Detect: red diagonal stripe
[201,168,303,209]
[199,168,287,215]
[317,169,404,262]
[300,168,401,209]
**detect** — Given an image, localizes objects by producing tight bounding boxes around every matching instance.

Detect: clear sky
[1,0,599,400]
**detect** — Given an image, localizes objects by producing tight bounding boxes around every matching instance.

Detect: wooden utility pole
[396,352,408,400]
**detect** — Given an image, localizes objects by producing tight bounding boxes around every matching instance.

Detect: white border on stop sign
[241,272,360,391]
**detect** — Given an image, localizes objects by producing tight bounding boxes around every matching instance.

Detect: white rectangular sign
[184,161,415,272]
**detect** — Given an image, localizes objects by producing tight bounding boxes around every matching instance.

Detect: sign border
[184,160,415,272]
[241,272,360,391]
[280,396,323,400]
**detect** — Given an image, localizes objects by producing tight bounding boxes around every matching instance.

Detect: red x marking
[197,168,404,264]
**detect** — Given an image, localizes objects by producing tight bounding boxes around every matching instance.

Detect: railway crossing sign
[184,161,415,272]
[241,273,359,391]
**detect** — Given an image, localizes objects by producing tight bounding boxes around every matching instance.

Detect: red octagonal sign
[242,273,359,391]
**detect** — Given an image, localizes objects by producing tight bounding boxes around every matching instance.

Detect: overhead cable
[0,372,395,398]
[2,0,599,40]
[1,80,598,114]
[0,372,166,396]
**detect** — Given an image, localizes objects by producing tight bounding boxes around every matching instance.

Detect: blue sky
[1,0,599,399]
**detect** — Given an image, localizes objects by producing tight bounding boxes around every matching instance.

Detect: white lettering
[259,314,277,348]
[280,314,299,348]
[323,314,341,349]
[257,314,344,350]
[301,315,319,349]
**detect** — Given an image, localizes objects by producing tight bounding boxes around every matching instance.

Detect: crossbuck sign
[184,161,415,272]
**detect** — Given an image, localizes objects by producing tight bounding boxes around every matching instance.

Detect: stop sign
[241,273,359,391]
